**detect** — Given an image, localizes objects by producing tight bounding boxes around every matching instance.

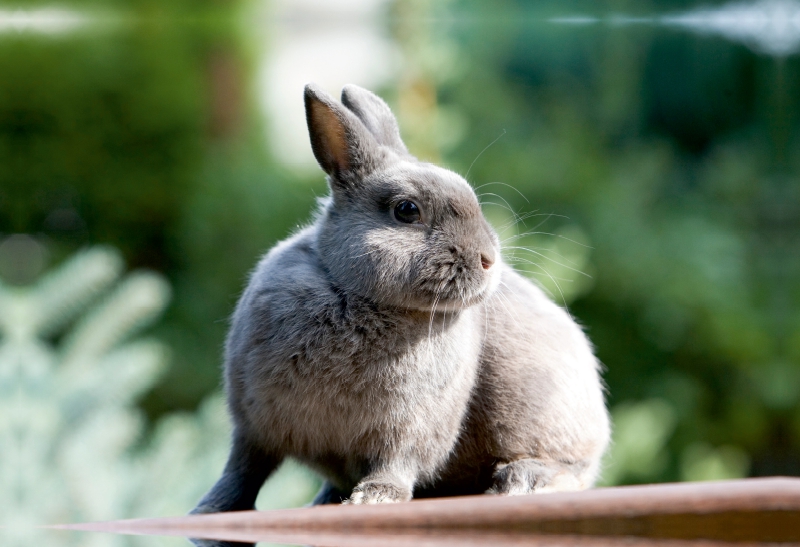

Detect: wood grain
[50,477,800,544]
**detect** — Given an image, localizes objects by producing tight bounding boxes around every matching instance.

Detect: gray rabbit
[192,83,609,514]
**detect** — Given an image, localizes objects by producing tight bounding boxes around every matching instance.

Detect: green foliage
[0,244,320,545]
[0,1,323,416]
[600,399,677,485]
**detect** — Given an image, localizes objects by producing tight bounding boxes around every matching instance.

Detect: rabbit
[192,83,609,516]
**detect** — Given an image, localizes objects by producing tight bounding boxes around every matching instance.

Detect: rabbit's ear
[304,83,380,178]
[341,84,409,155]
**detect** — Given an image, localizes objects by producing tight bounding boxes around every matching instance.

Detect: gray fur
[193,84,609,517]
[341,84,409,155]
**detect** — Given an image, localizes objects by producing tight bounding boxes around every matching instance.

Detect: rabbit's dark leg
[310,481,349,505]
[192,432,279,514]
[488,458,587,494]
[189,435,278,547]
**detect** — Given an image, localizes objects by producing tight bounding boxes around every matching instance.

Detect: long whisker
[473,181,530,204]
[503,246,591,278]
[501,232,557,244]
[502,245,583,269]
[518,261,568,308]
[504,257,577,283]
[465,129,506,180]
[478,200,517,215]
[482,298,490,349]
[502,230,593,250]
[495,281,522,328]
[494,210,544,232]
[478,192,526,226]
[425,291,442,368]
[497,212,570,240]
[428,292,441,342]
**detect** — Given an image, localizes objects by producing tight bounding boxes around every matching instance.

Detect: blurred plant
[680,443,751,482]
[0,244,319,546]
[600,399,751,486]
[600,399,677,486]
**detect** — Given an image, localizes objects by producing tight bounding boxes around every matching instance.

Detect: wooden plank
[51,477,800,544]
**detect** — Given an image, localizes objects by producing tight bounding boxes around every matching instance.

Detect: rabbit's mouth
[410,257,499,311]
[413,283,494,312]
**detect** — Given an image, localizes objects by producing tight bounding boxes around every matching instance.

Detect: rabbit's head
[305,83,499,312]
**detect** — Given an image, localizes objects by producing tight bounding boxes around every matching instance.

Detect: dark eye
[393,200,421,224]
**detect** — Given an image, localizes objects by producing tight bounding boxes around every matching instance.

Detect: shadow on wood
[50,477,800,545]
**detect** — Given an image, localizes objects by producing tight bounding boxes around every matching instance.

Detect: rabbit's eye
[394,200,421,224]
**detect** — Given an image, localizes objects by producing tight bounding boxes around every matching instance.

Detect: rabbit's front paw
[344,480,411,504]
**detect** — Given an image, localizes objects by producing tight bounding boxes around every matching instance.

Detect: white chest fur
[242,295,482,481]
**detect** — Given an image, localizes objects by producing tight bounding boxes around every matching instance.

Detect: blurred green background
[1,0,799,528]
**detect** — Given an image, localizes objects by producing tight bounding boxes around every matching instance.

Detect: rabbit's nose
[480,252,494,270]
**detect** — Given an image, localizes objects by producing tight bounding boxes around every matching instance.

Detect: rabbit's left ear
[304,83,381,179]
[341,84,409,155]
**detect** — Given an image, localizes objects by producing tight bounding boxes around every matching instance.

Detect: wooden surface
[52,477,800,545]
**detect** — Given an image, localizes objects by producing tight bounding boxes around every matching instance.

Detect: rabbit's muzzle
[411,229,498,309]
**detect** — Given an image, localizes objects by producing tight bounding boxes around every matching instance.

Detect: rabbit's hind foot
[487,458,588,495]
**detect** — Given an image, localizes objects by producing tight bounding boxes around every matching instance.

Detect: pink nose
[481,253,494,270]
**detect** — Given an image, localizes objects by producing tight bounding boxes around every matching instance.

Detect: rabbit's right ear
[341,84,409,155]
[304,83,381,181]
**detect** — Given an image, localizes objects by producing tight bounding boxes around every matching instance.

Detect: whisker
[500,232,557,244]
[426,291,442,368]
[502,245,582,269]
[428,293,441,342]
[465,129,506,180]
[481,299,489,348]
[495,211,545,232]
[478,192,526,226]
[478,200,516,215]
[510,212,571,238]
[502,246,591,277]
[473,181,530,204]
[504,258,577,283]
[519,261,568,308]
[495,281,522,328]
[502,231,593,251]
